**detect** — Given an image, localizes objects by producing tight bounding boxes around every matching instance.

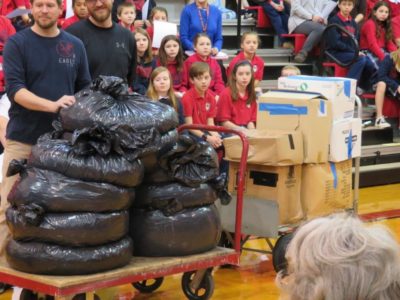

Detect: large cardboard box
[257,90,332,163]
[329,118,362,162]
[228,162,304,224]
[223,129,303,166]
[278,75,356,120]
[301,160,353,219]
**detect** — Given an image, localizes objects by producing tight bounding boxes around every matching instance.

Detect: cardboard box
[301,160,353,219]
[228,162,304,225]
[223,129,303,166]
[257,90,332,163]
[278,75,356,120]
[329,118,362,162]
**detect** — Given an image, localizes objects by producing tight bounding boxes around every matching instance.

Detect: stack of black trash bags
[5,76,226,275]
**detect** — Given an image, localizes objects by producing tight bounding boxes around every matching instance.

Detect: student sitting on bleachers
[116,2,136,32]
[251,0,293,49]
[62,0,88,29]
[289,0,333,63]
[182,33,225,99]
[360,1,397,65]
[227,32,264,93]
[327,0,376,92]
[374,47,400,128]
[280,64,301,76]
[182,62,223,149]
[217,60,257,133]
[157,35,187,98]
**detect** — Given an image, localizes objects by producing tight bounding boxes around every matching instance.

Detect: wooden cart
[0,125,249,300]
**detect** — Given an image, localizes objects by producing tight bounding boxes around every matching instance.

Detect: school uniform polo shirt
[216,87,256,126]
[181,87,217,125]
[227,51,264,81]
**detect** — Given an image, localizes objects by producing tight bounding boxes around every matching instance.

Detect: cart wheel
[272,232,293,273]
[0,283,11,294]
[19,289,38,300]
[181,270,214,300]
[132,277,164,293]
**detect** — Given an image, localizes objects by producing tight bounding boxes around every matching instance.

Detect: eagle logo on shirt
[56,41,74,58]
[253,65,258,73]
[206,103,211,111]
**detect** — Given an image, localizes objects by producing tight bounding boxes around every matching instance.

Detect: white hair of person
[277,213,400,300]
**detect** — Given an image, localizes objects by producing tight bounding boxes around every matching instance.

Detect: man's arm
[14,88,75,113]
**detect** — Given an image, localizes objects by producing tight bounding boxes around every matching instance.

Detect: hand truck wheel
[132,277,164,293]
[272,232,294,273]
[19,289,38,300]
[181,270,214,300]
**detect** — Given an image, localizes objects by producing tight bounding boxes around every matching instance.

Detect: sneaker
[294,52,307,63]
[282,41,294,49]
[375,116,391,129]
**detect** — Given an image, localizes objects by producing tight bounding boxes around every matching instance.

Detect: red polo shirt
[227,51,264,81]
[182,53,225,95]
[216,87,256,126]
[181,87,217,125]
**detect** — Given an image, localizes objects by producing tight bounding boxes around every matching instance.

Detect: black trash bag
[134,183,217,215]
[29,134,144,187]
[7,208,129,247]
[71,124,161,162]
[60,76,178,134]
[6,237,133,275]
[8,162,135,212]
[143,167,174,184]
[159,129,179,154]
[7,204,45,227]
[208,173,232,205]
[130,205,221,256]
[159,135,219,187]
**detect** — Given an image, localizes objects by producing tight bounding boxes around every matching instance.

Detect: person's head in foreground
[277,213,400,300]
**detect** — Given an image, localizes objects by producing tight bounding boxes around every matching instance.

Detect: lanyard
[197,5,209,32]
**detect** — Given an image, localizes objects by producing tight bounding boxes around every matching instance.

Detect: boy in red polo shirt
[181,62,222,149]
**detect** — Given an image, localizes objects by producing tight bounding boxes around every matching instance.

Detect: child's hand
[211,47,219,56]
[134,20,145,27]
[144,20,152,27]
[312,15,324,23]
[209,131,221,138]
[206,134,222,148]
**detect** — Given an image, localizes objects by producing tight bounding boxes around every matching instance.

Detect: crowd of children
[3,0,400,141]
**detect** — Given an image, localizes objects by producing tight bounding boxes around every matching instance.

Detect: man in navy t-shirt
[1,0,91,257]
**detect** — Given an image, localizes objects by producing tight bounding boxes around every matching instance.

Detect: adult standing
[1,0,90,255]
[67,0,136,86]
[289,0,334,63]
[180,0,223,55]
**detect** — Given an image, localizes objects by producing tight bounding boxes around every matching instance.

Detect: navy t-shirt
[4,28,91,145]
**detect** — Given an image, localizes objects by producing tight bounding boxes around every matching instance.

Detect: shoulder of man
[65,19,89,36]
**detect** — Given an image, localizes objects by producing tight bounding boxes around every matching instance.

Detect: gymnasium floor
[0,183,399,300]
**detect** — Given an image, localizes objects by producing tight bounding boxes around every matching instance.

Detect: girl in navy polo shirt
[217,60,257,132]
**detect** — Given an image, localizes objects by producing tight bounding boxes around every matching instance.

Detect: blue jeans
[261,0,289,44]
[332,51,377,90]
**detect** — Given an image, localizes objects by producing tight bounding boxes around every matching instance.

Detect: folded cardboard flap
[223,129,303,166]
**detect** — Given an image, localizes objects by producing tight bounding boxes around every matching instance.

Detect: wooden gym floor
[0,183,399,300]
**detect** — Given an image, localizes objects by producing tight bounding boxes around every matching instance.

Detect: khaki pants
[0,140,32,257]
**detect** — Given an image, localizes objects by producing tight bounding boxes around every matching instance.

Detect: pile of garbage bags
[5,76,226,275]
